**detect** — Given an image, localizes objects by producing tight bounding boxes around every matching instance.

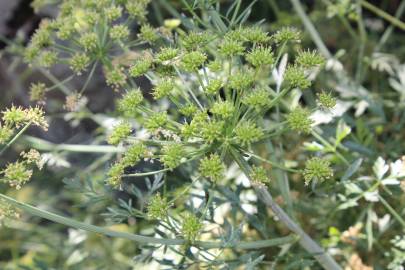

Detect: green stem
[289,0,332,58]
[229,148,342,270]
[378,195,405,228]
[122,168,170,177]
[375,0,405,50]
[360,0,405,31]
[0,193,296,250]
[38,68,71,95]
[242,149,299,173]
[311,131,350,166]
[355,0,367,85]
[22,136,124,153]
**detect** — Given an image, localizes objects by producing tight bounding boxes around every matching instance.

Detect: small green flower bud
[29,82,47,103]
[79,32,98,51]
[219,39,245,57]
[117,88,144,116]
[105,68,127,89]
[108,121,132,145]
[228,69,255,91]
[317,91,336,109]
[69,53,90,75]
[242,88,270,111]
[2,106,26,128]
[152,80,175,99]
[147,193,169,220]
[303,157,333,185]
[246,47,274,68]
[286,107,313,134]
[201,120,224,143]
[138,24,159,43]
[0,125,13,144]
[199,154,224,182]
[129,58,152,77]
[244,26,270,43]
[23,45,40,63]
[179,104,197,117]
[181,31,210,51]
[0,199,20,223]
[161,143,184,169]
[295,50,325,68]
[156,47,179,63]
[122,143,146,167]
[2,161,33,189]
[181,122,197,139]
[181,51,207,72]
[30,25,52,48]
[145,112,168,132]
[211,100,235,119]
[206,79,223,95]
[250,166,270,185]
[272,27,301,43]
[110,24,130,40]
[107,162,125,188]
[126,1,149,21]
[235,121,263,146]
[37,50,57,68]
[56,18,75,40]
[20,149,42,169]
[284,65,311,89]
[105,5,122,21]
[25,107,48,130]
[207,60,222,72]
[83,10,99,26]
[155,65,176,77]
[181,213,202,242]
[224,28,246,42]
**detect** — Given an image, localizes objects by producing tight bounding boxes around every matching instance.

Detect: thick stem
[229,148,342,270]
[0,193,296,250]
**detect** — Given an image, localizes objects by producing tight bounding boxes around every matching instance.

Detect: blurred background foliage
[0,0,404,269]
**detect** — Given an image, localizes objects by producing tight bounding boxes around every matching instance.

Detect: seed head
[117,88,144,116]
[317,91,336,109]
[295,50,325,68]
[286,107,313,134]
[199,154,225,182]
[246,46,274,68]
[181,213,202,242]
[147,193,169,220]
[2,161,33,189]
[152,80,175,99]
[303,157,333,185]
[242,88,270,111]
[69,53,90,75]
[181,51,207,72]
[161,143,185,169]
[235,121,263,146]
[138,24,159,43]
[250,166,270,185]
[109,24,130,41]
[145,112,168,132]
[129,58,153,77]
[108,121,132,145]
[284,65,311,89]
[273,27,301,43]
[29,82,47,103]
[211,101,235,119]
[122,143,146,167]
[219,39,245,57]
